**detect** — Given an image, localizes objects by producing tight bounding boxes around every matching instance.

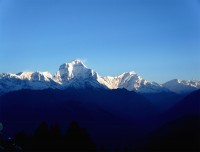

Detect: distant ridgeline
[0,59,200,95]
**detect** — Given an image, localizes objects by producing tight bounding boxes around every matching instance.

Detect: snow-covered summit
[0,71,56,95]
[54,59,97,81]
[163,79,200,94]
[16,71,53,81]
[16,72,33,80]
[100,71,167,93]
[53,59,106,89]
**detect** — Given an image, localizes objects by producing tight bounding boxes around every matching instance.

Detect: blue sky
[0,0,199,83]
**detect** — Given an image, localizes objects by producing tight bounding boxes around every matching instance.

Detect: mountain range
[0,60,199,150]
[0,59,199,95]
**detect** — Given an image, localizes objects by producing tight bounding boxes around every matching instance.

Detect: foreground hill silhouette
[147,115,200,151]
[0,88,199,151]
[160,89,200,123]
[0,88,158,149]
[127,90,200,151]
[142,91,183,112]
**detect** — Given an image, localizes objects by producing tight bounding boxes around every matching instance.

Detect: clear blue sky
[0,0,199,83]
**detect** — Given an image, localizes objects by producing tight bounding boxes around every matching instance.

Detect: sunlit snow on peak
[0,59,199,95]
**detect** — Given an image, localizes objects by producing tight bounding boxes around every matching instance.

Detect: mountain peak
[53,59,100,85]
[163,79,200,94]
[59,59,86,71]
[119,71,136,77]
[129,71,136,75]
[64,59,86,68]
[16,72,33,80]
[170,79,181,83]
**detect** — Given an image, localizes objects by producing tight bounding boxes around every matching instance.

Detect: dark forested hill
[0,88,158,149]
[0,89,199,151]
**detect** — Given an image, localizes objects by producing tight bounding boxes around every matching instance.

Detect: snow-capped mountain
[163,79,200,94]
[100,71,167,93]
[0,59,199,95]
[53,59,107,89]
[17,71,53,81]
[0,72,59,95]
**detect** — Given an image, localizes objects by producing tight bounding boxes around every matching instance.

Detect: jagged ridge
[0,59,199,95]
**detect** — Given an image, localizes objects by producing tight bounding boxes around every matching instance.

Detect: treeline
[0,121,96,151]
